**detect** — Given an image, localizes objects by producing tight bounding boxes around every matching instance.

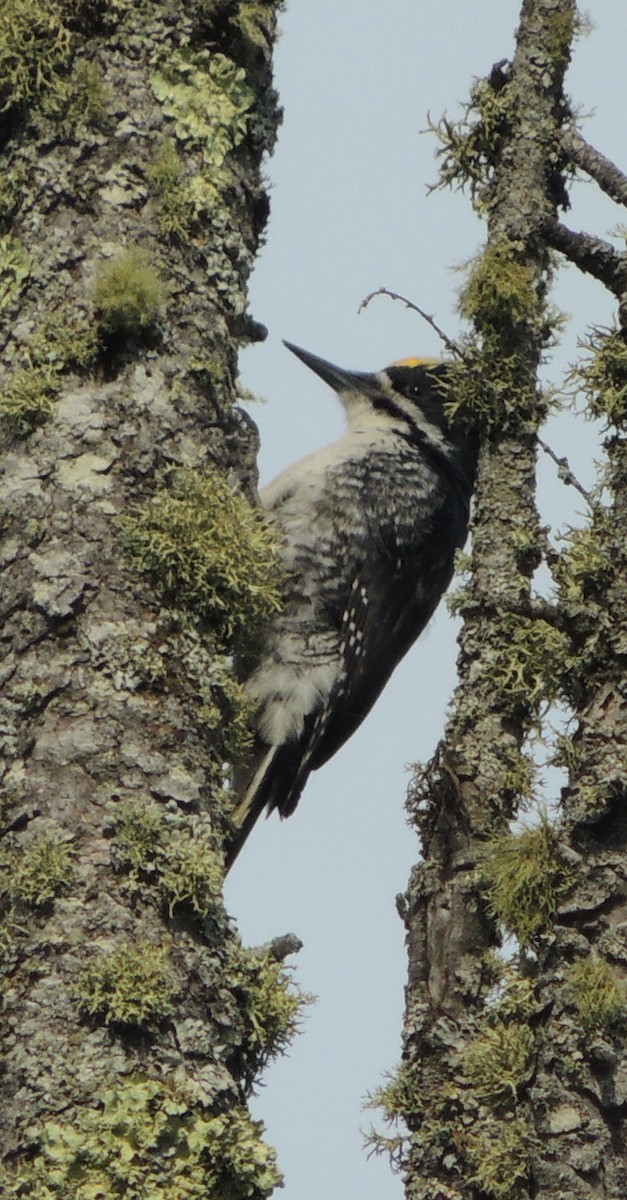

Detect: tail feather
[224,746,280,873]
[224,733,319,872]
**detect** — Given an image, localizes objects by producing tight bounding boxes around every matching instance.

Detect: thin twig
[537,435,592,503]
[358,287,463,358]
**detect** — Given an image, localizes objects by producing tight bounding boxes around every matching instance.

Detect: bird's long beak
[283,340,374,394]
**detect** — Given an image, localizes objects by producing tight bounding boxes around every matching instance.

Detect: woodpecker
[225,341,477,869]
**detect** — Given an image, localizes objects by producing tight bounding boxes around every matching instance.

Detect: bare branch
[564,129,627,208]
[547,221,627,305]
[251,933,304,961]
[459,590,564,629]
[358,287,462,358]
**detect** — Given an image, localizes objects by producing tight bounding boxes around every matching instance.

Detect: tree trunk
[0,2,304,1196]
[369,1,627,1197]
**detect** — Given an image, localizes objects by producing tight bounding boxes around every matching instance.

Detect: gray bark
[0,2,297,1196]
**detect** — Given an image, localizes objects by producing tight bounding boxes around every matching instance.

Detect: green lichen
[481,816,573,944]
[113,803,223,917]
[121,466,282,643]
[232,2,276,52]
[1,310,100,434]
[432,75,513,207]
[0,364,58,434]
[195,655,255,759]
[500,751,537,809]
[460,241,543,336]
[114,800,163,876]
[0,233,32,311]
[365,974,537,1185]
[4,1076,281,1200]
[445,547,473,615]
[230,946,313,1072]
[27,310,100,371]
[445,581,471,617]
[432,8,577,213]
[146,137,193,240]
[571,326,627,427]
[151,50,254,172]
[178,354,237,413]
[442,334,553,436]
[149,46,258,285]
[550,729,581,775]
[0,0,73,115]
[0,0,150,127]
[462,1114,533,1200]
[71,58,110,125]
[547,514,616,701]
[92,246,164,336]
[14,675,49,713]
[462,1022,533,1106]
[366,1064,422,1123]
[76,939,173,1026]
[158,830,223,917]
[0,157,28,232]
[441,341,521,433]
[490,614,570,715]
[2,836,74,907]
[553,519,613,605]
[488,971,536,1020]
[362,1064,422,1171]
[47,57,112,130]
[545,7,577,64]
[130,642,168,686]
[442,239,563,432]
[567,958,625,1031]
[147,631,254,768]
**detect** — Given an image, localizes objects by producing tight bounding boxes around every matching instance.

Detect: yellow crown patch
[391,356,441,368]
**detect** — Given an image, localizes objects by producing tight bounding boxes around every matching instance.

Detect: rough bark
[394,2,583,1198]
[0,2,299,1196]
[534,139,627,1194]
[528,367,627,1194]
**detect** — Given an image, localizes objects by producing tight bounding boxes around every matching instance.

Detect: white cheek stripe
[377,379,453,458]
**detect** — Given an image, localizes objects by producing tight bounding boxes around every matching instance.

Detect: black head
[284,342,463,437]
[382,357,451,435]
[283,341,477,498]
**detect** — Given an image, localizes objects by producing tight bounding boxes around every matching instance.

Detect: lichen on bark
[387,2,627,1195]
[375,3,627,1199]
[0,1,302,1196]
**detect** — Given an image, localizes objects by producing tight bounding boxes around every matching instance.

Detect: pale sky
[223,4,625,1197]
